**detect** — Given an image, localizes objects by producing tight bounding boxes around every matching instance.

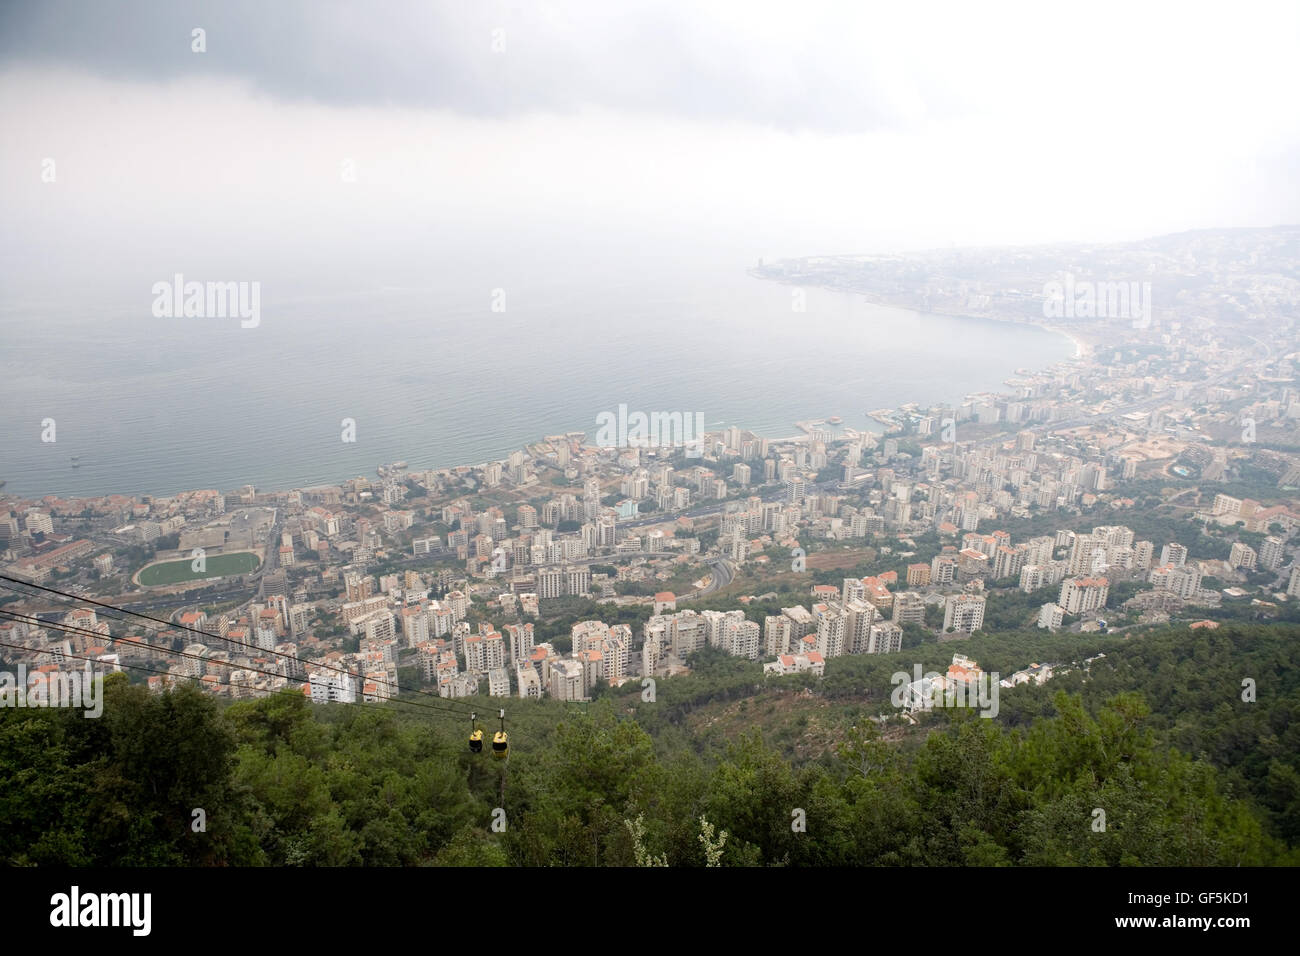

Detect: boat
[71,456,81,468]
[828,416,843,425]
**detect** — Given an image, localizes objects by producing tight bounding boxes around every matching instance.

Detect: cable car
[492,708,509,759]
[469,713,483,754]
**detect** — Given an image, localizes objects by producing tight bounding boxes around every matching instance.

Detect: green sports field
[136,551,262,586]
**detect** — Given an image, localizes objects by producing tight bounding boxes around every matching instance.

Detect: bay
[0,264,1070,499]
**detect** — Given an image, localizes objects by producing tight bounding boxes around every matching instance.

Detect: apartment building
[942,593,986,633]
[1059,577,1109,615]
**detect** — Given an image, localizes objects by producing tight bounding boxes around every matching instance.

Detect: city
[5,226,1299,714]
[0,0,1295,917]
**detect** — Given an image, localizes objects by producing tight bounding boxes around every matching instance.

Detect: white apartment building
[1037,603,1064,630]
[516,661,542,699]
[1159,543,1188,567]
[549,658,586,702]
[670,612,707,657]
[721,618,761,660]
[764,615,792,657]
[943,593,986,633]
[1260,536,1286,572]
[309,669,357,704]
[891,591,925,626]
[1149,564,1202,599]
[1059,577,1109,615]
[813,603,846,658]
[868,621,903,654]
[504,622,534,664]
[1228,542,1257,571]
[401,606,429,647]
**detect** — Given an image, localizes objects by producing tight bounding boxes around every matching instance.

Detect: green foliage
[0,675,254,865]
[1,624,1297,866]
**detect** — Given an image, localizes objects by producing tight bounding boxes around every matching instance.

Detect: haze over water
[1,3,1292,503]
[0,259,1070,500]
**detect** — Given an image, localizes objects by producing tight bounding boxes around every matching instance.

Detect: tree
[698,817,728,866]
[626,814,668,867]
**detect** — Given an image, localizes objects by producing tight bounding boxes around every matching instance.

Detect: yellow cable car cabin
[492,731,509,759]
[469,729,484,753]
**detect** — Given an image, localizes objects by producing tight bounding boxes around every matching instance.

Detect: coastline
[3,277,1085,505]
[1049,325,1091,360]
[750,270,1091,366]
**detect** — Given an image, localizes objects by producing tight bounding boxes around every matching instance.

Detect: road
[674,558,735,602]
[700,558,735,595]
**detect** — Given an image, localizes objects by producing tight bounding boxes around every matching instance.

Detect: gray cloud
[0,0,924,131]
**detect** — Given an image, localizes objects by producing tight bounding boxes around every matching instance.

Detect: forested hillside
[2,623,1297,866]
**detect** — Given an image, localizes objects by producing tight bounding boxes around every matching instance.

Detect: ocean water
[0,265,1070,499]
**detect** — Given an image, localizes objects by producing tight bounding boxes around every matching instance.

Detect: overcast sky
[2,0,1298,297]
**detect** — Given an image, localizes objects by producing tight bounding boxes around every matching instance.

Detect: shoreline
[750,270,1093,365]
[1049,325,1091,360]
[3,278,1089,505]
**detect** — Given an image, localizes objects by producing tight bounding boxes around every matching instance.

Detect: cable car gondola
[492,708,509,759]
[469,713,483,754]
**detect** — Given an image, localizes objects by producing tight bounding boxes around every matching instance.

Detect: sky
[1,0,1298,299]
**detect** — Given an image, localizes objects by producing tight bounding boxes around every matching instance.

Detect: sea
[0,261,1071,500]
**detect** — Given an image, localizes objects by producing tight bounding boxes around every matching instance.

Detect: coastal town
[4,228,1300,710]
